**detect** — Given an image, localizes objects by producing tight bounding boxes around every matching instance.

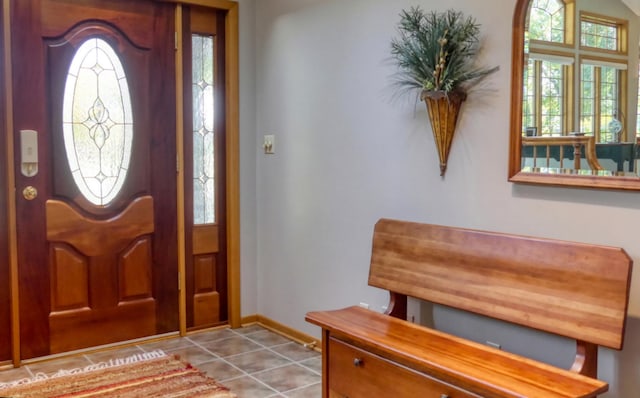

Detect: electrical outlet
[263,135,275,154]
[407,297,421,325]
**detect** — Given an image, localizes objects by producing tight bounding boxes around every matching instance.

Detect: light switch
[263,135,275,154]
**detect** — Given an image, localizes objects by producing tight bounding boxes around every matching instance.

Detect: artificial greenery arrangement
[391,7,498,95]
[390,7,498,176]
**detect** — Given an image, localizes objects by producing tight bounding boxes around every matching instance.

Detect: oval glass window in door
[62,38,133,206]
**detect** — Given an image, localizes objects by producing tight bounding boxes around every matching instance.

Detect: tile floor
[0,324,322,397]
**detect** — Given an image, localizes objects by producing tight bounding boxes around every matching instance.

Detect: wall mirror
[509,0,640,190]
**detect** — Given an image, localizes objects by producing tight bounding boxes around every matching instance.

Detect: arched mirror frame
[509,0,640,190]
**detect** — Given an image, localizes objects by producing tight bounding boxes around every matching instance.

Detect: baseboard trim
[241,314,320,351]
[240,314,259,325]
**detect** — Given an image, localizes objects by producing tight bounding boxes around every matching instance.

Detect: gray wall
[236,0,640,396]
[237,0,258,319]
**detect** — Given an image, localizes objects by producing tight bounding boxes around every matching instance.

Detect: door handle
[23,186,37,200]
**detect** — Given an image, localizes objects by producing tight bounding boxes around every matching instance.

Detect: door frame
[2,0,20,367]
[168,0,241,336]
[2,0,240,366]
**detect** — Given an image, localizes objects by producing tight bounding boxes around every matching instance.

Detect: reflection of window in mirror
[528,0,566,43]
[524,0,632,143]
[525,0,573,136]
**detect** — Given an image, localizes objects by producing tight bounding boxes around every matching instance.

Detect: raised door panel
[193,254,220,326]
[119,237,153,301]
[50,244,89,311]
[46,197,156,353]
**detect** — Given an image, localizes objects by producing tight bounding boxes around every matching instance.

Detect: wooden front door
[11,0,178,359]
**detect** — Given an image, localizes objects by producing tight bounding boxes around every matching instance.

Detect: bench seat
[307,306,607,398]
[306,219,633,398]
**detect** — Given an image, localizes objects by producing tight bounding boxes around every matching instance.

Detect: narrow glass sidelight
[192,34,215,224]
[62,38,133,206]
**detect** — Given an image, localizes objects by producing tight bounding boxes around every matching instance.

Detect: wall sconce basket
[421,90,466,176]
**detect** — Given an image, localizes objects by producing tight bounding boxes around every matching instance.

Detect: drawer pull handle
[440,395,450,398]
[353,358,364,367]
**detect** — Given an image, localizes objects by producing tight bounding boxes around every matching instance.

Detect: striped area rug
[0,350,236,397]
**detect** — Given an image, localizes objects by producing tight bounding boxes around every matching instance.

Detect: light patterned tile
[298,356,321,374]
[188,329,236,344]
[223,375,278,397]
[245,330,292,347]
[285,382,321,398]
[269,342,320,362]
[200,336,262,357]
[194,359,244,382]
[0,323,320,398]
[138,337,194,352]
[232,324,265,335]
[163,345,218,365]
[0,366,31,383]
[253,364,320,393]
[226,349,291,374]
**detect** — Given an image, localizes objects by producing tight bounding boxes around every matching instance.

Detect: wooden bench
[306,219,633,398]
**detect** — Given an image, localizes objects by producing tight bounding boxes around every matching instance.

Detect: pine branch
[390,7,498,96]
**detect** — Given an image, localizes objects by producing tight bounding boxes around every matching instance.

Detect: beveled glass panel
[192,34,215,224]
[62,38,133,206]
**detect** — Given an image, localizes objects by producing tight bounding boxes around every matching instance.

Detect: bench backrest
[368,218,633,350]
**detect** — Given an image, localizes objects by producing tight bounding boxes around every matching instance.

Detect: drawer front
[328,338,480,398]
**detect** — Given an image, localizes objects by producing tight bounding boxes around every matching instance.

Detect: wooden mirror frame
[508,0,640,191]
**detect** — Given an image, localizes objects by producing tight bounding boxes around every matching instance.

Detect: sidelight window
[192,34,215,225]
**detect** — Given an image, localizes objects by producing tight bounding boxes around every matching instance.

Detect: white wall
[245,0,640,396]
[237,0,258,318]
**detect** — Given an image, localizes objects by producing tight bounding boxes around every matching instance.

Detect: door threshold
[18,331,180,366]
